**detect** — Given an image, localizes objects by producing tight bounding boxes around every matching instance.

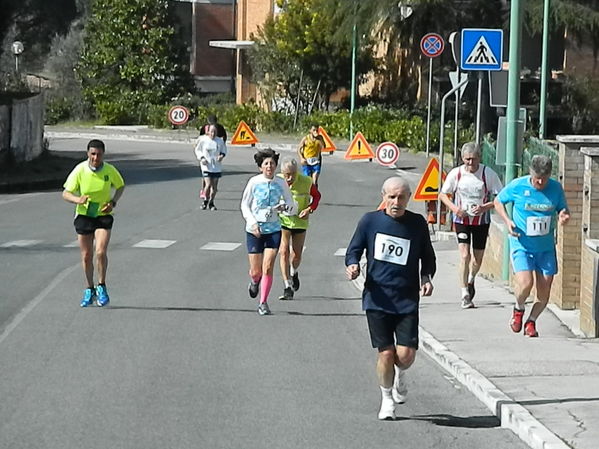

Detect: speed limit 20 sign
[375,142,400,167]
[168,105,190,126]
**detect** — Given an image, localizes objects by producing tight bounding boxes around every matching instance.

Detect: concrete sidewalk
[417,246,598,449]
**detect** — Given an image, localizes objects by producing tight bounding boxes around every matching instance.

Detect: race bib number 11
[374,233,410,265]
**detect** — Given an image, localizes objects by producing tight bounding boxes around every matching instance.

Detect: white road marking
[334,248,347,256]
[200,242,241,251]
[132,239,176,249]
[0,263,79,346]
[0,240,43,248]
[63,240,79,248]
[0,193,42,206]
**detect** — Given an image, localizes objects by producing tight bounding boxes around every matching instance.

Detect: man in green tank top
[277,157,321,300]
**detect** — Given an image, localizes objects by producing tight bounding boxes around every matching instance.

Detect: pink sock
[250,273,261,284]
[259,275,273,304]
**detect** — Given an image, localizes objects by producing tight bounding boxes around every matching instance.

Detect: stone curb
[352,265,569,449]
[418,329,570,449]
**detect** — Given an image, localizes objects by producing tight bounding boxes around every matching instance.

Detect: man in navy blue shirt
[346,176,436,420]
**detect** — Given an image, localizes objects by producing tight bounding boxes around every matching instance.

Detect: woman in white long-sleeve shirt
[194,124,227,210]
[241,149,296,315]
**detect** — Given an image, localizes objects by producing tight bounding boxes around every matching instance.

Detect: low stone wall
[0,93,44,165]
[479,214,509,284]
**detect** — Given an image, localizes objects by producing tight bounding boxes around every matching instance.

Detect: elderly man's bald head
[381,176,411,195]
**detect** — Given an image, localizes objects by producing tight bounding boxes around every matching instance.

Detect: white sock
[468,274,475,284]
[284,280,292,289]
[290,266,297,276]
[515,304,525,311]
[380,386,393,399]
[461,287,470,299]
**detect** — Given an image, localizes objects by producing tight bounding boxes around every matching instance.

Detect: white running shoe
[392,367,408,404]
[378,396,396,420]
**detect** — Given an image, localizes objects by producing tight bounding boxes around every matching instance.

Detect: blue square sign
[460,28,503,71]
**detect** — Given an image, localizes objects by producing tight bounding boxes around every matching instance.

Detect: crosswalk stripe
[200,242,241,251]
[0,240,43,248]
[132,239,177,249]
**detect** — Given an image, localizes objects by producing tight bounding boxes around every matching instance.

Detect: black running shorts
[366,310,419,350]
[454,223,490,250]
[74,214,114,235]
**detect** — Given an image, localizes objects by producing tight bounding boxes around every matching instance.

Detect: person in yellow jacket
[277,157,321,300]
[297,124,324,185]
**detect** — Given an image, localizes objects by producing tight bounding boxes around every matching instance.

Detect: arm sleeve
[488,169,504,194]
[496,180,514,204]
[240,179,258,228]
[219,125,227,143]
[111,166,125,189]
[309,183,321,211]
[194,140,204,161]
[440,168,458,194]
[419,217,437,278]
[63,166,80,193]
[219,138,227,156]
[345,216,368,266]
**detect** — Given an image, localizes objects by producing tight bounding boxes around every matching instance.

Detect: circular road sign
[376,142,400,167]
[168,105,190,126]
[420,33,445,58]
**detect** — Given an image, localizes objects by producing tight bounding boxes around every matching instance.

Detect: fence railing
[480,136,558,184]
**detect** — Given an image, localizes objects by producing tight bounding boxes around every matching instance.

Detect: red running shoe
[510,308,525,333]
[524,320,539,337]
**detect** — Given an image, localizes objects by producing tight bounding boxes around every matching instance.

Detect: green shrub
[45,96,74,125]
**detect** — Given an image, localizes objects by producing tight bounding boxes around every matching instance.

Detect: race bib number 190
[374,233,410,265]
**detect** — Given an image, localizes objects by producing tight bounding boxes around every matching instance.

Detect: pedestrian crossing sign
[231,120,259,145]
[344,132,374,160]
[318,126,336,153]
[460,28,503,71]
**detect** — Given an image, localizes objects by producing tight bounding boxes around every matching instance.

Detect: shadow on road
[395,413,500,428]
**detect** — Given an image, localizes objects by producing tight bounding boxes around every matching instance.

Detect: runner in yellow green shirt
[277,157,321,300]
[62,139,125,307]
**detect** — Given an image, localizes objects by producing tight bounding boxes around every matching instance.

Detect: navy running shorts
[246,231,282,254]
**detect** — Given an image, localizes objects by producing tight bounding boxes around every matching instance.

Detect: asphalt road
[0,138,528,449]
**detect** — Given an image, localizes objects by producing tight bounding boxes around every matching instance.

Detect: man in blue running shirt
[494,155,570,338]
[346,176,436,420]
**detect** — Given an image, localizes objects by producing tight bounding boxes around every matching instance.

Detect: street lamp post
[539,0,550,139]
[12,41,24,74]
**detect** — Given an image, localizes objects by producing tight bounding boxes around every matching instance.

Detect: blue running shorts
[511,249,557,275]
[302,163,321,177]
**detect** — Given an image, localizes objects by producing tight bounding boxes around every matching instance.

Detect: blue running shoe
[80,287,96,307]
[96,284,110,307]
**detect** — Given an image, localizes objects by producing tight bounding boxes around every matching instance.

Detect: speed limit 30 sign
[375,142,400,167]
[168,105,190,126]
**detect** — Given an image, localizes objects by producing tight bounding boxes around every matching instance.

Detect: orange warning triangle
[231,120,259,145]
[318,126,336,153]
[413,158,447,201]
[344,132,374,160]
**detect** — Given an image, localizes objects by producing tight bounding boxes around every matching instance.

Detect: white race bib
[374,233,410,265]
[306,157,320,166]
[526,216,551,236]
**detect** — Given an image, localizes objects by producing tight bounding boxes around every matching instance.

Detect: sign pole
[426,57,433,157]
[539,0,550,139]
[453,67,460,165]
[475,71,483,145]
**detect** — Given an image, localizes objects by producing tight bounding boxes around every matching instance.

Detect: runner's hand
[420,281,434,297]
[298,207,311,219]
[346,264,360,280]
[251,224,261,238]
[100,202,113,213]
[454,208,468,219]
[558,209,570,225]
[77,195,89,205]
[507,220,520,237]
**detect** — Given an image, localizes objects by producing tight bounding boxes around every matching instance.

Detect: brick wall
[580,241,599,337]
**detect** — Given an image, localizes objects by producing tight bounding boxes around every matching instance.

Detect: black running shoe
[291,273,300,291]
[201,201,208,210]
[279,287,294,300]
[209,202,217,211]
[248,281,260,299]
